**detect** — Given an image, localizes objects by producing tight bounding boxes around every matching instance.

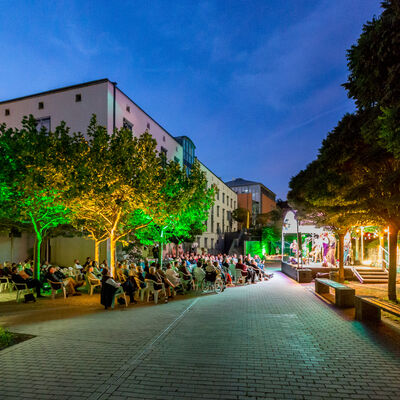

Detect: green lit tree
[0,117,72,278]
[135,159,216,264]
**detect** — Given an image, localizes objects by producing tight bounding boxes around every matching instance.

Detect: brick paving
[1,266,400,399]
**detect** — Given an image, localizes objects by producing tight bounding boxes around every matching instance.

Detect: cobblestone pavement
[1,267,400,400]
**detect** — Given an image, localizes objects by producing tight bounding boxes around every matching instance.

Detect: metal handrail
[379,245,389,270]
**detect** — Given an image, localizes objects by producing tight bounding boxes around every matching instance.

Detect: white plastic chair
[47,280,67,299]
[0,277,12,293]
[193,267,206,291]
[86,276,101,295]
[134,277,147,301]
[12,282,35,302]
[235,269,246,285]
[145,279,165,304]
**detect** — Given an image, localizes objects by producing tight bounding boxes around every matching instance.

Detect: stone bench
[315,278,355,308]
[355,296,400,322]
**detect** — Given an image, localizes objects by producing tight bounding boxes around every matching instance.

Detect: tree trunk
[388,224,398,302]
[158,242,163,266]
[355,236,360,263]
[34,237,42,280]
[94,240,100,265]
[338,232,345,283]
[109,237,116,278]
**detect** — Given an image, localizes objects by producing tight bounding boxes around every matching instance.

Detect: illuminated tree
[135,159,216,263]
[68,116,161,275]
[232,208,249,228]
[0,117,72,278]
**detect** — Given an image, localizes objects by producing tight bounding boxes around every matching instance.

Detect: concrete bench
[315,278,355,308]
[355,296,400,322]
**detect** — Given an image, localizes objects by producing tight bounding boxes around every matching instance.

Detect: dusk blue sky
[0,0,382,199]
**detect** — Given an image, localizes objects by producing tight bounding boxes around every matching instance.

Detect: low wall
[281,262,312,283]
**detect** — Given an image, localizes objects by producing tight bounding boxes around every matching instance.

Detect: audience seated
[46,266,83,296]
[100,267,125,309]
[11,266,44,297]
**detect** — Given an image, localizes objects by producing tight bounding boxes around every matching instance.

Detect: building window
[126,105,130,112]
[75,94,82,102]
[222,193,225,203]
[38,102,44,110]
[204,238,208,248]
[217,223,220,234]
[147,122,150,129]
[4,109,10,116]
[231,199,233,208]
[163,136,166,142]
[36,117,51,132]
[227,195,229,206]
[123,118,133,132]
[211,238,214,248]
[217,191,219,201]
[217,206,220,217]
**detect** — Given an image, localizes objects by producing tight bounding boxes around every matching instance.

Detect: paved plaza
[1,267,400,400]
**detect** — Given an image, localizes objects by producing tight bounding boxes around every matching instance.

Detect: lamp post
[360,226,364,264]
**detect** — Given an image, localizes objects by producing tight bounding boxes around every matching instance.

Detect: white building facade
[198,162,237,254]
[0,79,237,263]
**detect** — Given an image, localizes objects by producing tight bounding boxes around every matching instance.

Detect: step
[357,271,387,276]
[355,268,386,273]
[361,279,388,284]
[360,276,388,281]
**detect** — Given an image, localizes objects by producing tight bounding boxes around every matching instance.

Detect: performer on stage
[322,233,330,266]
[290,239,298,257]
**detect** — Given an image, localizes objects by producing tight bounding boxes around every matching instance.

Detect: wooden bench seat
[315,278,355,308]
[355,296,400,322]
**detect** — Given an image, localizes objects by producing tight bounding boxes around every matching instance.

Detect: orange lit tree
[68,116,161,276]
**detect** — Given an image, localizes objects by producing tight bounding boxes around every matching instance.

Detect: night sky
[0,0,382,199]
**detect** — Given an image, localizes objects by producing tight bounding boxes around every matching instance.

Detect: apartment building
[0,79,237,262]
[225,178,276,225]
[198,162,238,254]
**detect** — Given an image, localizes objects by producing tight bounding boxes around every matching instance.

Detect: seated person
[0,263,8,277]
[74,259,83,270]
[192,261,206,283]
[205,261,217,283]
[145,266,168,303]
[46,266,82,296]
[87,266,101,284]
[100,268,124,309]
[23,259,34,276]
[156,263,176,297]
[236,257,255,283]
[135,266,146,289]
[165,263,181,288]
[92,262,102,278]
[123,270,138,304]
[11,266,44,297]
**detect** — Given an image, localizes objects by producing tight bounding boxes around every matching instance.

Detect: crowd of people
[0,253,273,306]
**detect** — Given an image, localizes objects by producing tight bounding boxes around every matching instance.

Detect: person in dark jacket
[100,268,124,309]
[11,266,43,297]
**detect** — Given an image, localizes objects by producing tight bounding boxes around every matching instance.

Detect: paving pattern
[1,267,400,399]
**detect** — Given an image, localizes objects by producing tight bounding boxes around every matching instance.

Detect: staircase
[352,267,389,284]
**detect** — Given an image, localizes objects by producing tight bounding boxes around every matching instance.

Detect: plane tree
[0,116,72,278]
